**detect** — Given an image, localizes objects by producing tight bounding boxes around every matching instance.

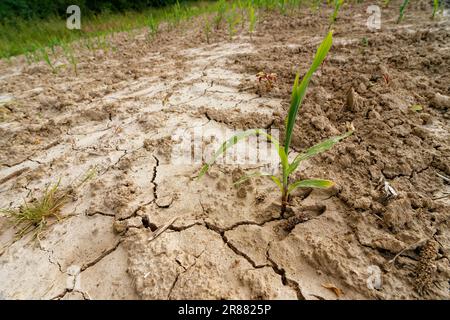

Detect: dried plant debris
[414,240,439,296]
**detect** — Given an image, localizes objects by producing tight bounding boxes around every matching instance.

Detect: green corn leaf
[270,176,283,191]
[197,129,258,178]
[284,31,333,155]
[234,171,282,191]
[257,131,289,174]
[197,129,288,179]
[432,0,439,18]
[233,171,270,185]
[287,179,335,194]
[288,130,353,175]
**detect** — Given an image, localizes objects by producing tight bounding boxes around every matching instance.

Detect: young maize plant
[312,0,322,12]
[204,17,212,44]
[397,0,410,23]
[248,5,257,38]
[41,48,57,74]
[147,15,159,40]
[330,0,344,26]
[226,4,242,40]
[279,0,288,15]
[197,31,353,213]
[62,44,78,76]
[171,0,184,27]
[214,0,228,29]
[432,0,440,19]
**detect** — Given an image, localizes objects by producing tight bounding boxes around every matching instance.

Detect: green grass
[0,168,97,240]
[197,31,353,213]
[1,182,67,240]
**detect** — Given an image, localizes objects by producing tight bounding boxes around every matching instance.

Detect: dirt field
[0,1,449,300]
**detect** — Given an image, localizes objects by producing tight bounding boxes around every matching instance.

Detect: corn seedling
[432,0,440,19]
[226,5,242,40]
[84,37,95,52]
[311,0,322,12]
[397,0,410,23]
[330,0,344,26]
[0,182,67,240]
[48,37,61,57]
[279,0,288,15]
[204,17,212,44]
[214,0,228,29]
[248,5,257,39]
[287,0,302,15]
[147,15,159,40]
[40,48,57,74]
[171,1,184,27]
[62,44,78,76]
[25,52,33,65]
[198,31,353,213]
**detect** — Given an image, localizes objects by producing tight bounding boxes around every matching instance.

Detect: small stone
[346,87,362,112]
[113,221,127,233]
[430,93,450,110]
[156,195,173,208]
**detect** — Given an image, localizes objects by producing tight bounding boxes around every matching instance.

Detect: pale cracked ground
[4,8,447,298]
[0,36,324,299]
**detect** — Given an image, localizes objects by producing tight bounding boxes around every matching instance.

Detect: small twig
[388,239,427,264]
[147,216,179,242]
[432,193,450,200]
[436,173,450,183]
[0,167,30,185]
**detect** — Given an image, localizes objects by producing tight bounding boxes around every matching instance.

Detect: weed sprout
[0,182,67,240]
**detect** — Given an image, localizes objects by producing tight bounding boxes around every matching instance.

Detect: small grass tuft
[1,182,67,240]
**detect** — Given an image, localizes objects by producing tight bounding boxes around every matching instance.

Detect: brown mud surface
[0,1,449,299]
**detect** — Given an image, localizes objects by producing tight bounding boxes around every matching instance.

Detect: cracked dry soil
[0,2,449,300]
